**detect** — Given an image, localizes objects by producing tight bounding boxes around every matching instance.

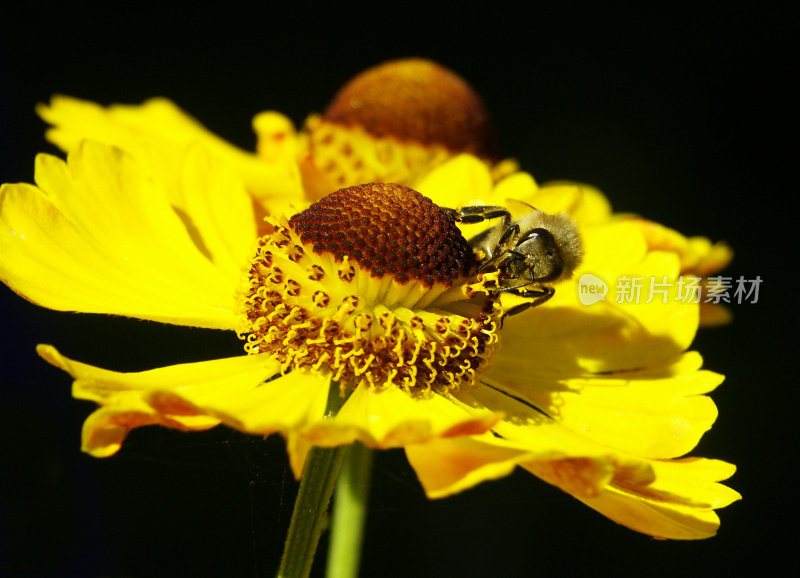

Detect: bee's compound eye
[517,227,548,245]
[517,228,554,254]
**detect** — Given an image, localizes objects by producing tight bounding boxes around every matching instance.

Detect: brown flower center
[323,58,498,160]
[289,183,474,286]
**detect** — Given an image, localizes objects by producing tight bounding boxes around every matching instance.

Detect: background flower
[2,4,789,577]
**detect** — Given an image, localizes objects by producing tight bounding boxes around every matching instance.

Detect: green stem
[325,442,374,578]
[277,381,349,578]
[277,445,346,578]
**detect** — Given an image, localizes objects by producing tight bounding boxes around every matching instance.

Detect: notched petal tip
[1,141,244,329]
[37,343,76,378]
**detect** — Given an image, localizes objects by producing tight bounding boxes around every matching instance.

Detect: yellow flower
[3,60,738,541]
[1,102,738,545]
[258,57,518,200]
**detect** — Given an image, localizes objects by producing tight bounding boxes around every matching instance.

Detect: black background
[1,3,795,577]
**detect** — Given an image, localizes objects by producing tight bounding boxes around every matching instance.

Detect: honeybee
[443,203,583,314]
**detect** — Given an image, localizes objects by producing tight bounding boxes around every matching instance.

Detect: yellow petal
[406,429,646,501]
[625,217,734,277]
[579,220,650,277]
[303,386,501,448]
[40,340,503,468]
[178,145,257,280]
[39,344,279,401]
[495,302,690,377]
[687,236,734,277]
[460,386,637,462]
[436,386,737,539]
[491,176,581,218]
[567,458,740,539]
[0,142,242,328]
[414,153,494,209]
[487,351,721,458]
[645,458,741,508]
[190,371,331,434]
[79,402,220,457]
[605,250,698,351]
[37,95,304,207]
[491,171,538,205]
[405,433,526,498]
[575,486,724,539]
[469,385,737,538]
[285,432,315,479]
[45,343,340,440]
[536,181,614,225]
[38,344,284,456]
[253,110,301,166]
[699,302,734,327]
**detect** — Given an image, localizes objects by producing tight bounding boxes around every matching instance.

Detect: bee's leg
[476,230,522,273]
[443,205,511,225]
[494,224,521,252]
[477,247,509,273]
[520,285,555,305]
[443,205,518,272]
[439,207,459,220]
[503,286,555,318]
[503,301,533,319]
[485,253,532,285]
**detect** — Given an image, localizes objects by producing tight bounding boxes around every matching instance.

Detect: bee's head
[514,213,583,283]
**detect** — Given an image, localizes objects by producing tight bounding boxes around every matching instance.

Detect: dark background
[1,3,794,577]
